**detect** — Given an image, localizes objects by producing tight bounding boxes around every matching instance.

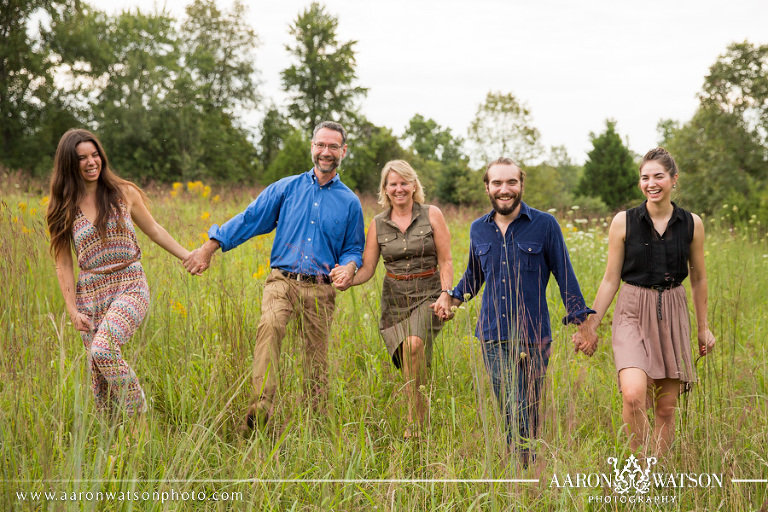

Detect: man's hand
[330,262,356,291]
[184,239,219,276]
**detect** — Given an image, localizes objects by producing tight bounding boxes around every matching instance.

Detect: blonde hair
[377,160,426,208]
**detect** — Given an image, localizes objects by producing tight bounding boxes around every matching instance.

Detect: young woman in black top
[575,147,716,456]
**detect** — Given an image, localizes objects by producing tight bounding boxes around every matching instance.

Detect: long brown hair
[46,129,140,258]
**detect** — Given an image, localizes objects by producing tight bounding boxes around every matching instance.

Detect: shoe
[239,403,269,437]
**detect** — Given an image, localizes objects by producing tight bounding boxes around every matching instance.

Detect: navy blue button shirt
[208,169,365,275]
[452,202,594,344]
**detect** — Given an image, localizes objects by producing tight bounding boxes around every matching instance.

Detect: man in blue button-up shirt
[184,121,365,435]
[433,157,595,466]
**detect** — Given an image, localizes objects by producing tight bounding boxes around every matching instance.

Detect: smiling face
[311,127,347,175]
[385,171,415,209]
[485,163,523,216]
[639,160,676,203]
[76,141,102,185]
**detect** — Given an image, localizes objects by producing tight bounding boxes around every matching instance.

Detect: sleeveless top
[73,200,142,274]
[621,201,693,287]
[375,202,437,275]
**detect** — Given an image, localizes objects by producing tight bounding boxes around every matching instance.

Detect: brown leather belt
[386,268,438,281]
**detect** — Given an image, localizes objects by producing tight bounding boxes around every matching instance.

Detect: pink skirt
[612,283,696,393]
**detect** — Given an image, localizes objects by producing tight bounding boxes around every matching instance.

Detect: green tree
[343,119,406,194]
[257,105,294,175]
[467,91,542,167]
[578,120,639,210]
[263,130,310,184]
[281,2,367,134]
[661,41,768,219]
[0,0,75,171]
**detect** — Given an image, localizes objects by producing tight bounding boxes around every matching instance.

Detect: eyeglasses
[313,142,342,152]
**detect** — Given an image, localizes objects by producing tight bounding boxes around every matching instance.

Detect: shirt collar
[482,201,532,223]
[308,168,340,187]
[638,200,685,226]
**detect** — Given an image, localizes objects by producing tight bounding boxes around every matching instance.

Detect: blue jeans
[481,340,551,458]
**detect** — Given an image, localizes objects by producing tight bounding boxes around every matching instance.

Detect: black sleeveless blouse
[621,201,694,287]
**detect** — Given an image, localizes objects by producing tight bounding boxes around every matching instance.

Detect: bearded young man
[432,157,595,467]
[185,121,365,435]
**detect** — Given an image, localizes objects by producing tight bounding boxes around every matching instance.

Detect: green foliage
[257,105,294,172]
[281,2,367,135]
[467,91,542,166]
[662,41,768,221]
[343,119,406,194]
[0,0,77,171]
[578,119,640,210]
[263,129,311,184]
[403,114,483,206]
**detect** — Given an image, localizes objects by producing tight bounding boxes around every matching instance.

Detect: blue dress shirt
[452,202,594,344]
[208,169,365,276]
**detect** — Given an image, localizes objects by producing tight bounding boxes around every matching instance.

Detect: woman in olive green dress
[331,160,453,437]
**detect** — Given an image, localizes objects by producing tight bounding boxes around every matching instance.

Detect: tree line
[3,1,767,219]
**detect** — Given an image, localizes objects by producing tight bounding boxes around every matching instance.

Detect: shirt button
[528,248,532,252]
[502,314,506,318]
[311,221,315,224]
[307,238,311,241]
[502,296,506,300]
[314,203,318,206]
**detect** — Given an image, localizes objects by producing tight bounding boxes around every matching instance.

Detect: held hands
[698,328,716,356]
[572,321,598,357]
[183,246,212,276]
[330,263,355,291]
[430,293,459,321]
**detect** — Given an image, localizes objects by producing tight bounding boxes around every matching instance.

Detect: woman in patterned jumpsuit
[47,129,190,417]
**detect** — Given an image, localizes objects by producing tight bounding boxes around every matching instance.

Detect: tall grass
[1,182,766,511]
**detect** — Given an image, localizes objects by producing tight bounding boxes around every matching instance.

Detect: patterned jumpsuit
[73,200,148,415]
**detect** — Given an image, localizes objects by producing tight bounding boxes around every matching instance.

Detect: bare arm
[125,185,189,260]
[332,220,380,288]
[587,212,627,328]
[54,248,93,333]
[688,213,715,355]
[429,205,453,292]
[574,212,626,355]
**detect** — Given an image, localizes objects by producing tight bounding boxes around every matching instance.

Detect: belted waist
[80,257,141,275]
[626,281,681,320]
[386,268,438,281]
[626,281,681,291]
[278,269,332,284]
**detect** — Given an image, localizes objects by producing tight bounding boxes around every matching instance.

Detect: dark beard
[488,193,521,216]
[313,153,341,173]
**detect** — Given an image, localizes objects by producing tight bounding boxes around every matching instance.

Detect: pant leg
[297,282,336,405]
[252,270,298,410]
[482,341,518,445]
[515,342,551,458]
[88,281,149,416]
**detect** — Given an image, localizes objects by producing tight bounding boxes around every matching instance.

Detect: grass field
[1,179,766,511]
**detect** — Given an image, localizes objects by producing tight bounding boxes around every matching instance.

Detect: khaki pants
[252,269,336,412]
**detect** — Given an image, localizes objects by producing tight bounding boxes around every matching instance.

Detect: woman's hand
[698,328,716,356]
[70,311,94,333]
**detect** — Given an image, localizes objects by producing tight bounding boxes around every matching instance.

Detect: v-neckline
[77,205,99,227]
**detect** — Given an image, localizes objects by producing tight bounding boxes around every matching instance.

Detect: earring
[673,184,677,188]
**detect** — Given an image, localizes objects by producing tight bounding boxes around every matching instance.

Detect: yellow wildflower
[213,194,220,203]
[172,182,183,190]
[18,201,27,212]
[201,212,210,221]
[202,185,211,198]
[40,196,49,206]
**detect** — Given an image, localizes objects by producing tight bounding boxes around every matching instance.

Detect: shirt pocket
[517,241,544,271]
[322,215,346,239]
[474,242,493,271]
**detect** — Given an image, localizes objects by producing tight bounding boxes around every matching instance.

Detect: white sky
[100,0,768,164]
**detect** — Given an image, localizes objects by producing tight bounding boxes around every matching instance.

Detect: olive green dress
[375,202,444,368]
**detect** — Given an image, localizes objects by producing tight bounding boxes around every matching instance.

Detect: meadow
[1,178,766,511]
